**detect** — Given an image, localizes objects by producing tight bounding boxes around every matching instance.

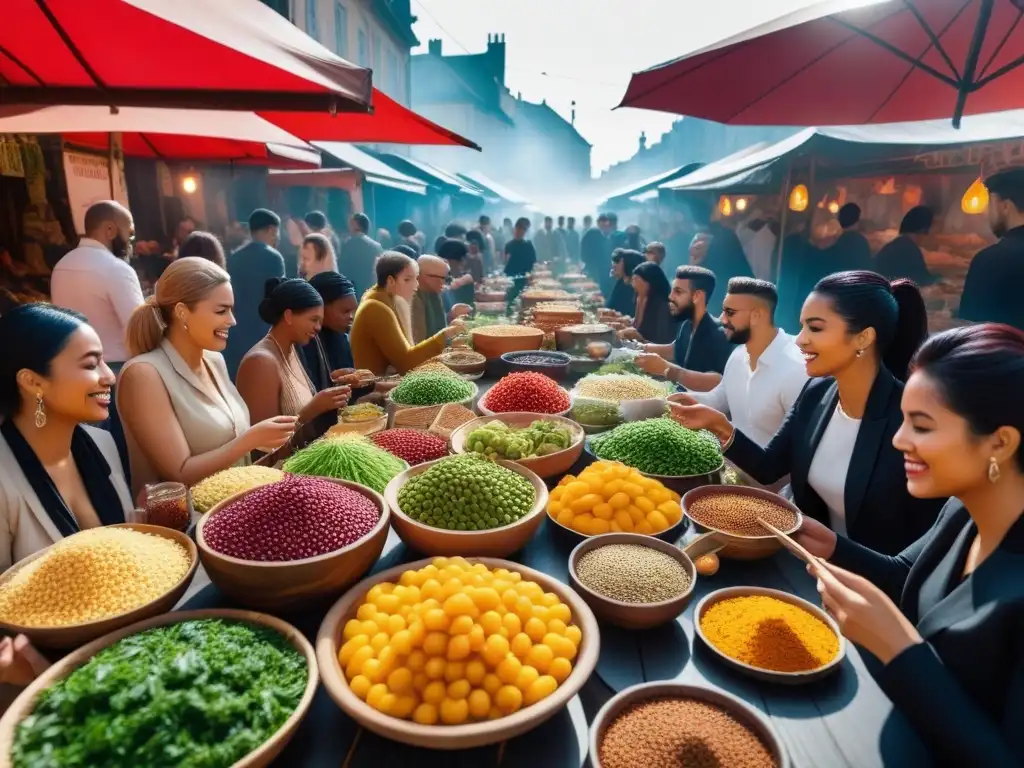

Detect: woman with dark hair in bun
[235,277,351,436]
[672,270,945,554]
[301,270,358,389]
[795,323,1024,766]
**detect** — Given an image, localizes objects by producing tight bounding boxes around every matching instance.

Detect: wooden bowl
[449,413,585,479]
[682,485,802,561]
[500,350,572,381]
[474,290,507,303]
[0,523,198,650]
[568,533,703,630]
[195,478,390,610]
[478,387,572,419]
[694,586,846,684]
[554,324,616,353]
[0,609,318,768]
[547,509,687,546]
[383,457,548,557]
[588,681,789,768]
[471,326,544,359]
[438,351,487,376]
[316,557,600,750]
[328,413,388,437]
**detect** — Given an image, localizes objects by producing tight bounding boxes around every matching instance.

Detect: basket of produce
[500,350,572,381]
[570,397,621,434]
[315,556,599,750]
[371,428,450,466]
[0,524,198,650]
[388,372,478,412]
[283,434,408,493]
[681,486,802,561]
[438,349,487,377]
[450,413,584,479]
[196,475,390,610]
[0,610,318,768]
[589,681,788,768]
[478,372,572,417]
[384,455,548,557]
[588,418,725,495]
[470,325,544,359]
[695,586,845,684]
[554,323,616,354]
[191,466,286,515]
[329,403,388,436]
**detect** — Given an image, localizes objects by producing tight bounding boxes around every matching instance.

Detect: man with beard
[959,167,1024,331]
[667,278,807,448]
[634,265,731,391]
[50,200,144,473]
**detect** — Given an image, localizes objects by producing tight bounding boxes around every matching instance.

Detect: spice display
[521,289,572,301]
[0,528,190,627]
[372,429,449,465]
[686,493,797,536]
[465,420,573,460]
[599,696,778,768]
[394,404,443,429]
[391,372,475,406]
[144,482,190,530]
[341,403,386,423]
[283,435,406,493]
[695,553,721,576]
[561,323,610,334]
[532,302,581,313]
[575,544,691,603]
[191,466,285,514]
[12,619,307,767]
[591,418,723,476]
[430,403,478,438]
[700,595,840,673]
[339,556,582,724]
[203,475,379,561]
[483,372,571,414]
[575,373,671,402]
[412,361,461,377]
[571,398,621,427]
[439,351,486,366]
[398,454,536,531]
[472,325,542,337]
[548,460,682,536]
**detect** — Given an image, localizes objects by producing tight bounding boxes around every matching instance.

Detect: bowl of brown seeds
[681,486,802,561]
[589,681,788,768]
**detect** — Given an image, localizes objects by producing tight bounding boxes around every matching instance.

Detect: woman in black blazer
[796,324,1024,766]
[672,271,944,554]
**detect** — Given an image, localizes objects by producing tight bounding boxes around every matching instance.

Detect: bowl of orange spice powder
[695,586,845,684]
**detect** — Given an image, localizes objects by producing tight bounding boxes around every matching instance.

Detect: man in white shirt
[50,200,143,474]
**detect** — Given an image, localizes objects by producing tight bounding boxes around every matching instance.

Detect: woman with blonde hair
[117,257,296,499]
[350,252,462,375]
[299,233,337,279]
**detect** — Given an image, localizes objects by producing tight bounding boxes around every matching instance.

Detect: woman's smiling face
[34,324,116,424]
[796,292,872,378]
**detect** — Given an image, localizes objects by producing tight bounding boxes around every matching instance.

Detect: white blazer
[0,425,133,571]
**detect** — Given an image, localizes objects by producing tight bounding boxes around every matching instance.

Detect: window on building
[373,33,382,74]
[357,29,368,67]
[386,51,400,97]
[333,2,348,57]
[305,0,318,40]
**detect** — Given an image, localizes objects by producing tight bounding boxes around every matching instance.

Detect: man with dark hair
[828,202,872,273]
[565,216,580,262]
[465,230,486,284]
[581,213,611,288]
[475,214,496,271]
[444,222,468,240]
[607,212,627,251]
[959,167,1024,330]
[340,212,383,299]
[223,208,286,378]
[504,218,536,309]
[635,265,731,390]
[397,220,421,256]
[645,241,667,268]
[874,206,936,285]
[533,215,565,264]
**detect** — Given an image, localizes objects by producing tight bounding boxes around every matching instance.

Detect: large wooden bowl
[694,586,846,684]
[471,326,544,359]
[588,681,789,768]
[383,457,548,557]
[449,413,585,479]
[682,485,802,561]
[0,523,198,650]
[316,557,600,750]
[0,609,318,768]
[195,478,390,610]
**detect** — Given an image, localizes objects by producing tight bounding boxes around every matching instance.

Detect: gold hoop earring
[988,457,1001,484]
[34,393,46,428]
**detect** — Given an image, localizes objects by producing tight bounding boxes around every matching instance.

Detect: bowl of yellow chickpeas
[316,556,600,749]
[546,460,686,542]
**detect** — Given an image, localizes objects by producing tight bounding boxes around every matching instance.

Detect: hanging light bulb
[788,184,809,212]
[719,196,733,217]
[961,177,989,214]
[828,200,840,214]
[735,197,748,212]
[181,175,198,194]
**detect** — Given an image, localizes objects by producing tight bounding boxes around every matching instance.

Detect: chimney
[428,38,442,56]
[486,32,506,84]
[639,131,647,151]
[571,100,576,126]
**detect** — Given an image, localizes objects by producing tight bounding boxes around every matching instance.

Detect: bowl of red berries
[369,428,450,466]
[478,371,572,417]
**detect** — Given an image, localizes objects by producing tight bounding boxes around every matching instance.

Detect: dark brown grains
[687,493,796,537]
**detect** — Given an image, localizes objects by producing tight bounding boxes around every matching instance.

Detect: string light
[181,175,198,194]
[735,197,748,212]
[961,177,989,214]
[828,201,840,214]
[719,196,733,217]
[788,184,809,212]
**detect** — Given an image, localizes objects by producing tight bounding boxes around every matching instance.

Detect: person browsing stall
[300,271,358,388]
[635,265,733,392]
[504,218,537,310]
[299,232,338,279]
[619,261,677,344]
[671,270,945,554]
[605,248,643,317]
[875,206,937,286]
[339,213,383,299]
[795,324,1024,766]
[410,255,471,345]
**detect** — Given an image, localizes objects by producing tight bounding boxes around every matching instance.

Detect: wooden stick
[757,516,819,568]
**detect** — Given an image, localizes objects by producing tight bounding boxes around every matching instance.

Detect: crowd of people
[0,166,1023,763]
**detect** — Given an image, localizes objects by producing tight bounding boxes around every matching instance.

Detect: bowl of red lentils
[681,486,802,561]
[589,681,788,768]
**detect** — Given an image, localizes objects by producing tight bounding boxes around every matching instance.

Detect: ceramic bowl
[471,327,544,359]
[682,485,802,560]
[449,412,585,479]
[500,350,572,381]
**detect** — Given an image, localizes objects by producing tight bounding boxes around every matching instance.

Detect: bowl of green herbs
[0,609,318,768]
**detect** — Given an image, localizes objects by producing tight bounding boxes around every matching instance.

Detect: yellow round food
[339,557,583,724]
[546,460,681,537]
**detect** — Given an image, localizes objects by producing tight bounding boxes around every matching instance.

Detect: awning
[2,0,371,112]
[315,142,427,194]
[599,162,704,208]
[455,171,530,205]
[373,153,485,195]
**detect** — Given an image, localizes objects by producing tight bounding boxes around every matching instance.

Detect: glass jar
[144,482,190,531]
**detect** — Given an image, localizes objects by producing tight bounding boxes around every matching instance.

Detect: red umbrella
[1,0,371,112]
[620,0,1024,127]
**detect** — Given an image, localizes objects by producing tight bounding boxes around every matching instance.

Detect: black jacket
[832,499,1024,767]
[725,368,945,554]
[959,225,1024,331]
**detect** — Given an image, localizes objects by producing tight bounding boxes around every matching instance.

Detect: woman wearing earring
[118,258,298,499]
[235,278,351,440]
[670,271,945,554]
[794,324,1024,766]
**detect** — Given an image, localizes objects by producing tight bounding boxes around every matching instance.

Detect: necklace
[266,333,315,408]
